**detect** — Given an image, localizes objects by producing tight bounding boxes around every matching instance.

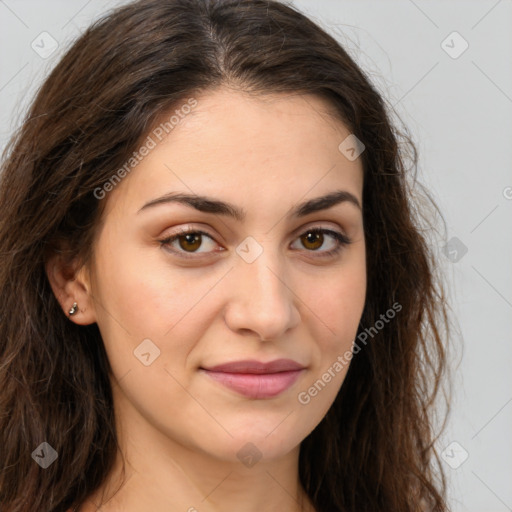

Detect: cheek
[311,260,366,350]
[296,267,366,419]
[90,240,224,374]
[93,237,192,334]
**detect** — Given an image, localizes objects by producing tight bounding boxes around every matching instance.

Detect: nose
[223,249,301,341]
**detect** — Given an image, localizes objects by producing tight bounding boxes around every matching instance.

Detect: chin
[206,424,305,464]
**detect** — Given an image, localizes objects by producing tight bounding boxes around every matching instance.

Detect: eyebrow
[137,189,361,220]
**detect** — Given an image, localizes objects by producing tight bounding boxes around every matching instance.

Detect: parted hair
[0,0,452,510]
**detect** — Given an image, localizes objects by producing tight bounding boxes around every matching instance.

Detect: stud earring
[69,302,79,316]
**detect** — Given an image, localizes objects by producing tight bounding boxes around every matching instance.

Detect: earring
[69,302,79,316]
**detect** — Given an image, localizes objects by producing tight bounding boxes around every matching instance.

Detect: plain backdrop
[1,1,511,511]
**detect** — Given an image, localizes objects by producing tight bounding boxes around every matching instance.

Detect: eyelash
[158,227,352,260]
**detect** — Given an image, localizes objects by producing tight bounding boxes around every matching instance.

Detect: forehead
[104,87,363,218]
[164,88,352,150]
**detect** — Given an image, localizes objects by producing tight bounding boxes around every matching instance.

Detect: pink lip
[200,359,306,399]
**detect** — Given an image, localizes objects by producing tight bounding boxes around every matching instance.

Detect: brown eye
[177,232,202,252]
[300,231,324,251]
[159,229,220,258]
[159,227,351,261]
[291,228,352,258]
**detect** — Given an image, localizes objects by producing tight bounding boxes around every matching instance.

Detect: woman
[0,0,452,510]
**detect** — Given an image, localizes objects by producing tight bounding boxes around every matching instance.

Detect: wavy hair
[0,0,452,510]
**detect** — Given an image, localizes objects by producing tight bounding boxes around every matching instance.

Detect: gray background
[1,1,511,510]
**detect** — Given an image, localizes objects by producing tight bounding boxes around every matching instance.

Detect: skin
[47,87,366,512]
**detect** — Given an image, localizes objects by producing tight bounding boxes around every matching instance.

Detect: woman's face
[81,88,366,463]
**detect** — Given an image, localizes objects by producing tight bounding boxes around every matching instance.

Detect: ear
[45,253,97,325]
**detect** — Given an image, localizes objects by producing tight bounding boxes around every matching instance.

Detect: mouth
[199,359,306,399]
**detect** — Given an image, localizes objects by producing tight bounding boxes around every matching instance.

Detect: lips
[203,358,305,374]
[200,358,306,399]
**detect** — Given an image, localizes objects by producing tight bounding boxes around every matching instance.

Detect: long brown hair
[0,0,452,510]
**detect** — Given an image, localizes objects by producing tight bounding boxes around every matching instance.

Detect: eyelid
[158,223,352,259]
